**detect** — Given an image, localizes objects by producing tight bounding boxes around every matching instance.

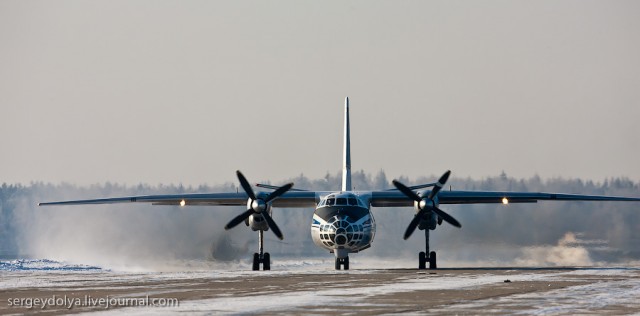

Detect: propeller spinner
[393,170,461,240]
[224,170,293,240]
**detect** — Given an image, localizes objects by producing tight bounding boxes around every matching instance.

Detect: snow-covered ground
[2,258,640,315]
[432,269,640,315]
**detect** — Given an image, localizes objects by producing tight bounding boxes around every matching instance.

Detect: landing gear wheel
[252,253,260,271]
[429,251,437,269]
[334,257,349,270]
[419,251,427,270]
[263,253,271,270]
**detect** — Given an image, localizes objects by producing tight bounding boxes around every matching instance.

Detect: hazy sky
[1,1,639,186]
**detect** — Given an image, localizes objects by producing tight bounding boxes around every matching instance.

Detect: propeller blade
[224,209,254,230]
[262,211,284,240]
[428,170,451,200]
[264,183,294,203]
[432,206,462,228]
[236,170,256,200]
[404,209,427,240]
[392,180,422,202]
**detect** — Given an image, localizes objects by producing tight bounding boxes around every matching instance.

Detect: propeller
[392,170,461,240]
[224,170,293,240]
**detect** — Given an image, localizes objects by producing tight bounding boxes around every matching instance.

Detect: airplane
[39,97,640,271]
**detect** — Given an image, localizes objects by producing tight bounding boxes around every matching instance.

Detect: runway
[1,260,640,315]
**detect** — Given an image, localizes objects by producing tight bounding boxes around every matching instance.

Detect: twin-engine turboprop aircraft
[40,98,640,270]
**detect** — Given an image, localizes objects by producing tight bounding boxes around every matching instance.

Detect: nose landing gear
[335,256,349,270]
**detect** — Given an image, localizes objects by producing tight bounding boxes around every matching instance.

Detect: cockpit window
[321,195,367,208]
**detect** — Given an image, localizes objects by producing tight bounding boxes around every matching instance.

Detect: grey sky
[1,1,639,186]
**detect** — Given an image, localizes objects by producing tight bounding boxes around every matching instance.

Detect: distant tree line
[1,172,639,266]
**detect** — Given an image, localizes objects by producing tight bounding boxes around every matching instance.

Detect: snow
[3,258,640,315]
[76,270,567,315]
[434,270,640,314]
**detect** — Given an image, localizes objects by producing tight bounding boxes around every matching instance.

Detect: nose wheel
[335,256,349,270]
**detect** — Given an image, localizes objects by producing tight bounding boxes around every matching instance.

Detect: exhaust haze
[2,172,639,271]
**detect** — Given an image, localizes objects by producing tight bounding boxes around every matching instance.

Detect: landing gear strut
[419,229,436,269]
[335,256,349,270]
[252,230,271,271]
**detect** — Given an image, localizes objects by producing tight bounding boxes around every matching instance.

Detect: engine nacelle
[416,196,439,230]
[248,206,271,231]
[418,211,438,230]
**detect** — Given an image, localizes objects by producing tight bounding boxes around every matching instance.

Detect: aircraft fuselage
[311,192,376,259]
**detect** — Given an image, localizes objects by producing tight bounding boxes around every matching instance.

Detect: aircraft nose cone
[335,235,347,245]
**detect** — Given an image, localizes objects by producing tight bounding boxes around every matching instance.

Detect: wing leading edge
[41,190,640,208]
[39,191,318,208]
[371,190,640,207]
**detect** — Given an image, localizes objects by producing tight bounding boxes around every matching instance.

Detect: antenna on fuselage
[342,97,352,192]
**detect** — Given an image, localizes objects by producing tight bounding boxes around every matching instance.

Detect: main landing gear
[252,230,270,271]
[419,251,436,269]
[418,229,437,269]
[335,256,349,270]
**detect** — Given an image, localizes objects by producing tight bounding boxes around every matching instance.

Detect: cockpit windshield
[320,194,366,208]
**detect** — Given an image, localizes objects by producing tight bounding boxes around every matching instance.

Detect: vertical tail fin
[342,97,352,192]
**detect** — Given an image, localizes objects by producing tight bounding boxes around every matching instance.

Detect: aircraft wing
[438,191,640,204]
[39,191,318,208]
[370,190,640,207]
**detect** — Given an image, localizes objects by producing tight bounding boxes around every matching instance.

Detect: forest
[1,171,639,268]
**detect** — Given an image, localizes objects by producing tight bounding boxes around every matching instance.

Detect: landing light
[502,197,509,205]
[180,199,186,207]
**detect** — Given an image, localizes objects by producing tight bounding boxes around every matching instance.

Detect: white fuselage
[310,192,376,258]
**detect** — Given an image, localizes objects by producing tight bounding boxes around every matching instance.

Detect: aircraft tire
[344,256,349,270]
[252,253,260,271]
[429,251,437,269]
[419,252,427,270]
[263,253,271,270]
[335,258,341,270]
